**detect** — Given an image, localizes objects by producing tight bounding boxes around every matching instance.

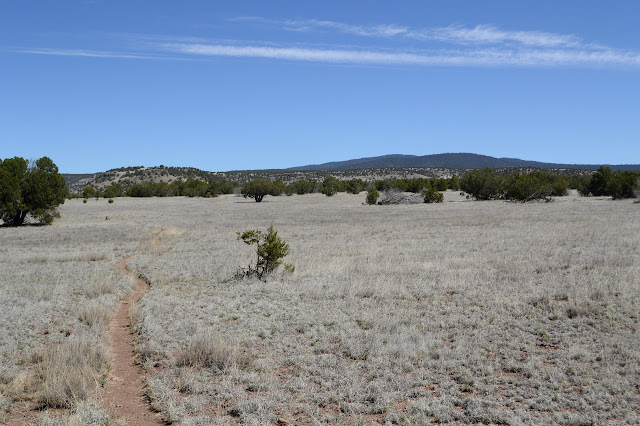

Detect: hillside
[63,166,224,192]
[288,152,640,172]
[63,152,639,193]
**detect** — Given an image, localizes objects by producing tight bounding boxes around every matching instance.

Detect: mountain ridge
[287,152,640,171]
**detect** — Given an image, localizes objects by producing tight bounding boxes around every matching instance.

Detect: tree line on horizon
[1,156,638,226]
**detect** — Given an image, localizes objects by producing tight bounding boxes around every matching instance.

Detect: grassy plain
[1,193,639,424]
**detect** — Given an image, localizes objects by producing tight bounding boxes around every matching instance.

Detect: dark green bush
[320,176,339,196]
[285,180,317,195]
[241,179,282,202]
[345,178,367,194]
[366,188,380,205]
[82,186,96,199]
[588,166,613,196]
[460,168,502,200]
[503,171,567,202]
[609,170,639,199]
[423,187,444,203]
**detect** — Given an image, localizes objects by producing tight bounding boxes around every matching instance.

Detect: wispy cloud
[13,19,640,68]
[235,17,584,48]
[18,48,181,60]
[163,43,640,67]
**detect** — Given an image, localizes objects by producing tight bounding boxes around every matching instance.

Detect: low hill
[63,166,224,192]
[63,153,639,193]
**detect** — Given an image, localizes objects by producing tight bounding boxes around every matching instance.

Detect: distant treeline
[460,166,639,201]
[75,166,638,202]
[75,178,236,199]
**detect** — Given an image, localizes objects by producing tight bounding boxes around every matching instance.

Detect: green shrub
[609,170,639,199]
[320,176,339,196]
[82,186,96,199]
[345,178,367,194]
[502,171,567,202]
[108,199,114,204]
[241,179,282,202]
[236,225,291,280]
[83,199,88,204]
[460,168,502,200]
[366,188,380,205]
[423,187,444,203]
[588,166,613,196]
[448,175,461,191]
[577,166,638,199]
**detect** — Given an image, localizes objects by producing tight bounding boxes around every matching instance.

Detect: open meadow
[1,192,639,425]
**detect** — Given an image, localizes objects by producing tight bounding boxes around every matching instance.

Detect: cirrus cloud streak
[164,42,640,67]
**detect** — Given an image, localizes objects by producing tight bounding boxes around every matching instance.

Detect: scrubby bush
[577,166,638,199]
[207,178,236,197]
[588,166,612,196]
[285,179,317,195]
[503,171,568,202]
[423,187,444,203]
[320,176,339,196]
[609,170,639,199]
[181,179,209,197]
[236,225,292,279]
[102,183,123,198]
[373,180,391,191]
[366,188,379,205]
[345,178,367,194]
[460,168,502,200]
[241,179,282,202]
[448,175,461,191]
[82,186,96,199]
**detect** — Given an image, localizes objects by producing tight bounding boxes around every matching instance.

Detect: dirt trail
[102,255,163,425]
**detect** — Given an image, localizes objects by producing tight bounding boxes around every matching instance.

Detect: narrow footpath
[102,255,163,425]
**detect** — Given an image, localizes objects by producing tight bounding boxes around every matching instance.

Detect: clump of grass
[78,301,111,328]
[68,399,111,425]
[84,280,115,299]
[0,394,12,423]
[38,336,108,408]
[146,377,186,423]
[176,330,251,371]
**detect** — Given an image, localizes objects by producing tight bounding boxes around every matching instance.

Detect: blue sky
[2,1,640,173]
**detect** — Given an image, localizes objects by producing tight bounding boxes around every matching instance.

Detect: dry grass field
[1,192,639,425]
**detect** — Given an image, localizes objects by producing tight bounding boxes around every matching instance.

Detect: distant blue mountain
[288,153,640,171]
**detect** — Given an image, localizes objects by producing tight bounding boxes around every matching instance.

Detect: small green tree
[460,168,502,200]
[82,186,96,199]
[320,176,340,196]
[241,179,281,202]
[103,183,123,198]
[236,225,292,280]
[366,188,379,205]
[588,166,612,196]
[448,175,461,191]
[423,186,444,203]
[609,170,639,199]
[0,156,68,226]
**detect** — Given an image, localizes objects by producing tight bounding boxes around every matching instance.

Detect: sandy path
[102,256,163,425]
